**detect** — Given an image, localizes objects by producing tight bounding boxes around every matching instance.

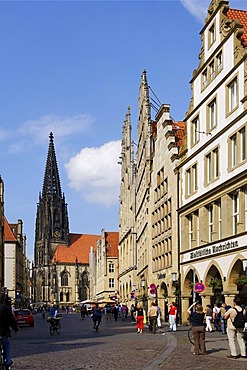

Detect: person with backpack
[224,297,246,359]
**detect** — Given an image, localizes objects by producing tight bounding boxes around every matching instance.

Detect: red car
[14,309,34,327]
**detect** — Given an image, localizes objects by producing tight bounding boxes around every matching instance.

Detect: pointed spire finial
[49,132,54,142]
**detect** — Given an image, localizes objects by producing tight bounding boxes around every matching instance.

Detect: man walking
[224,297,246,359]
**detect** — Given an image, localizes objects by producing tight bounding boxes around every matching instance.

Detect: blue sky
[0,0,246,260]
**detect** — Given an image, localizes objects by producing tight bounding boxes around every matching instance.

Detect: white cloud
[19,113,93,143]
[180,0,208,22]
[6,113,94,154]
[181,0,247,23]
[65,140,121,206]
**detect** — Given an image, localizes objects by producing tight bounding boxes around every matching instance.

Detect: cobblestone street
[11,313,247,370]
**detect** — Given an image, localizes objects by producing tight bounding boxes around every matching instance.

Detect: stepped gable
[104,231,119,257]
[4,217,16,242]
[52,233,100,264]
[227,8,247,46]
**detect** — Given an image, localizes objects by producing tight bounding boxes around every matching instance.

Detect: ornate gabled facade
[135,70,154,311]
[4,218,30,305]
[118,107,137,305]
[150,105,184,318]
[33,132,69,303]
[92,229,119,301]
[176,0,247,323]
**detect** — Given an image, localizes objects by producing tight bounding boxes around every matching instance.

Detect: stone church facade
[32,133,119,306]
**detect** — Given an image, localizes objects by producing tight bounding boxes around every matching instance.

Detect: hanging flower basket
[233,275,247,288]
[208,278,222,289]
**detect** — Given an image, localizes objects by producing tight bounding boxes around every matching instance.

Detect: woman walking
[135,303,144,333]
[187,302,206,355]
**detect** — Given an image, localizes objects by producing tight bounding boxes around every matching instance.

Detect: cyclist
[92,303,102,331]
[0,292,18,370]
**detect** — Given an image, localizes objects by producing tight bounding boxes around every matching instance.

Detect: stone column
[181,296,191,324]
[200,294,213,308]
[223,293,238,306]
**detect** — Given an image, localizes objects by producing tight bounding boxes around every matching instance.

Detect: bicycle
[187,326,194,345]
[47,314,62,335]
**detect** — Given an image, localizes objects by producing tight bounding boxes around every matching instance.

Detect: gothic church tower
[33,132,69,303]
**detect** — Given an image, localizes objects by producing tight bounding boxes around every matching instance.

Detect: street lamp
[242,259,247,276]
[172,272,178,283]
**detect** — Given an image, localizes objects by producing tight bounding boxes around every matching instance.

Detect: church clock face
[54,230,60,238]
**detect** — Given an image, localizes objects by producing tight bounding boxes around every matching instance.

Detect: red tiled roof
[53,233,100,264]
[173,121,185,147]
[4,217,17,242]
[227,9,247,46]
[104,232,119,258]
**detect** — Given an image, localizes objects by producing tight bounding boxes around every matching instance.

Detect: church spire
[42,132,62,198]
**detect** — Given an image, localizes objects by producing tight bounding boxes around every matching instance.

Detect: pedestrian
[80,304,86,319]
[219,303,227,334]
[0,292,19,370]
[205,304,213,332]
[105,304,112,322]
[148,302,158,334]
[168,302,177,331]
[121,304,127,320]
[156,303,162,331]
[212,303,221,331]
[135,302,144,333]
[224,297,246,359]
[130,304,136,321]
[187,301,206,355]
[113,304,118,321]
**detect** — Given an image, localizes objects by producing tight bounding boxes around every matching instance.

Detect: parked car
[14,309,34,327]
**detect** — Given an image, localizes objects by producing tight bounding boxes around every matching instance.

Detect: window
[209,24,215,47]
[208,205,214,242]
[227,77,238,113]
[209,60,215,79]
[217,52,223,71]
[231,134,237,167]
[188,211,199,248]
[205,146,220,184]
[109,278,115,288]
[202,69,208,87]
[109,263,114,273]
[240,127,246,162]
[185,163,198,197]
[191,117,199,146]
[208,98,217,131]
[228,125,247,169]
[232,192,239,235]
[61,272,68,286]
[216,200,222,239]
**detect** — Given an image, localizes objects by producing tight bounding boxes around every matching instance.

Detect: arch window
[61,272,68,286]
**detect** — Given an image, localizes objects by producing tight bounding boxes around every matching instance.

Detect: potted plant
[234,275,247,289]
[208,278,222,290]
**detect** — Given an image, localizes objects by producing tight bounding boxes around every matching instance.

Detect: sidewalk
[145,325,247,370]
